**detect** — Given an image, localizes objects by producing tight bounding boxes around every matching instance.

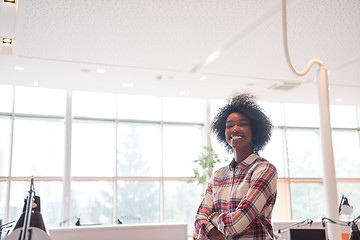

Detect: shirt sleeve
[216,162,277,236]
[194,175,216,239]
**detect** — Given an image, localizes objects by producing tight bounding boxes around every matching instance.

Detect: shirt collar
[229,152,259,170]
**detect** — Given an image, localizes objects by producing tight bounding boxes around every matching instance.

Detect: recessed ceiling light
[179,91,186,96]
[205,51,220,65]
[336,98,343,102]
[2,37,13,45]
[14,66,24,71]
[96,69,106,73]
[200,76,206,81]
[33,82,39,87]
[122,83,134,87]
[3,0,16,4]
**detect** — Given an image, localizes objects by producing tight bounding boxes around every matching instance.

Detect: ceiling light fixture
[96,69,106,73]
[200,76,207,81]
[122,83,134,87]
[14,66,24,71]
[3,0,16,4]
[205,51,220,65]
[2,37,13,45]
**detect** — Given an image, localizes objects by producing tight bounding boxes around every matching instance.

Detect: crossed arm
[194,162,277,239]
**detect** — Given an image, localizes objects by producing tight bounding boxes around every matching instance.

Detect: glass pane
[12,117,65,176]
[73,91,116,118]
[272,180,289,220]
[9,180,62,228]
[71,181,113,225]
[286,129,322,178]
[0,181,6,222]
[0,84,13,112]
[72,120,116,177]
[15,86,65,116]
[259,101,283,127]
[164,181,203,235]
[210,135,232,171]
[163,125,203,177]
[259,128,285,177]
[209,99,226,121]
[117,94,161,121]
[337,182,360,220]
[284,103,320,127]
[0,116,11,176]
[333,130,360,178]
[162,97,205,123]
[330,105,358,128]
[117,122,161,177]
[291,182,324,220]
[117,181,160,224]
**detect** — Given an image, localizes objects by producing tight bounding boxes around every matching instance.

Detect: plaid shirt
[194,153,277,240]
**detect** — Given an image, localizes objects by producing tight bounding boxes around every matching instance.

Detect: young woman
[194,93,278,240]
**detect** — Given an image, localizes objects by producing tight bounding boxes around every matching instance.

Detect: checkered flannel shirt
[194,153,278,240]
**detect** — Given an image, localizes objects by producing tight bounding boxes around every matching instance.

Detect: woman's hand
[207,228,226,240]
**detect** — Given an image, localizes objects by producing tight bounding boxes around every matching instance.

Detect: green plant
[190,146,223,185]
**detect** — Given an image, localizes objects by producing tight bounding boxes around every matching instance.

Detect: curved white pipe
[281,1,341,240]
[282,0,323,75]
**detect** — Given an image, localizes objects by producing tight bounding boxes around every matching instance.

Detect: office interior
[0,0,360,239]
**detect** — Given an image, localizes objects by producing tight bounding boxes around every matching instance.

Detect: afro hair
[211,93,273,153]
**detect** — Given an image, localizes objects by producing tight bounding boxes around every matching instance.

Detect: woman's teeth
[232,136,243,139]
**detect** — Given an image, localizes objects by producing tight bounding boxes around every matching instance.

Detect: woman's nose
[232,125,240,132]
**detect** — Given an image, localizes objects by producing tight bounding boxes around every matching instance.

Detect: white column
[62,90,72,226]
[317,67,342,240]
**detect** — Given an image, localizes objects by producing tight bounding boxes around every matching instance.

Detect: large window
[70,91,205,235]
[1,84,360,237]
[1,87,206,236]
[259,102,360,221]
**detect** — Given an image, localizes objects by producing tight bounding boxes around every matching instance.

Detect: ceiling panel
[0,0,359,104]
[14,0,279,70]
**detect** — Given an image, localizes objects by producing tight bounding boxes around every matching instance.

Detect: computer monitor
[290,228,328,240]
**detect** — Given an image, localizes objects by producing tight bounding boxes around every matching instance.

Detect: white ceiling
[0,0,359,105]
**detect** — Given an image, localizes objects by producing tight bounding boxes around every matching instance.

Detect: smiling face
[225,112,253,154]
